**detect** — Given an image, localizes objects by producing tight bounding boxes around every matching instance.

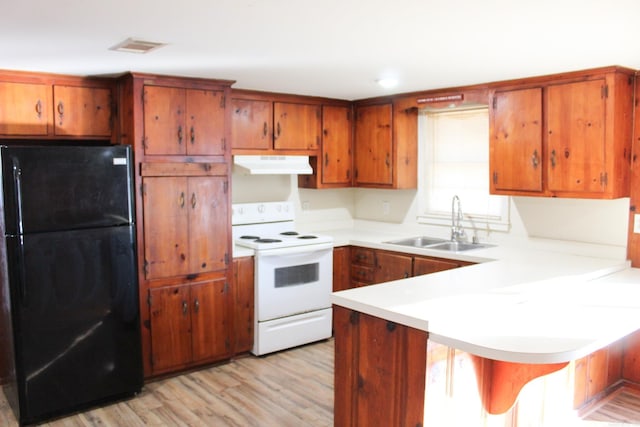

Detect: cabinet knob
[182,300,188,315]
[179,192,185,208]
[263,122,268,138]
[531,150,539,168]
[550,149,557,168]
[35,100,42,118]
[190,126,195,145]
[194,298,200,313]
[191,192,197,209]
[57,101,64,124]
[177,125,183,145]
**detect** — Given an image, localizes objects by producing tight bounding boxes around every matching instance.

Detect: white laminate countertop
[326,228,638,365]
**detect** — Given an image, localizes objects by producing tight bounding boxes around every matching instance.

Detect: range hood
[233,155,313,175]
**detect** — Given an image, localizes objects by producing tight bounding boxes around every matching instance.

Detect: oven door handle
[254,242,334,258]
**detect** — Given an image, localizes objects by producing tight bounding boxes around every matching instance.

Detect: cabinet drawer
[351,265,374,284]
[351,247,375,266]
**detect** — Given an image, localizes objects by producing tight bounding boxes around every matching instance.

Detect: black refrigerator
[0,145,143,426]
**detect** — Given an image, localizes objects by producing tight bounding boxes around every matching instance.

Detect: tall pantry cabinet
[118,73,235,377]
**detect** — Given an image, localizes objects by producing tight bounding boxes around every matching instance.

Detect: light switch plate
[634,213,640,234]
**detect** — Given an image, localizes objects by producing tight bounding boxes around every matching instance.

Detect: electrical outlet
[382,201,390,216]
[634,213,640,234]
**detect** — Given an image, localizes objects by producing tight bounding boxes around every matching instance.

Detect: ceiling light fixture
[110,38,167,54]
[376,77,399,89]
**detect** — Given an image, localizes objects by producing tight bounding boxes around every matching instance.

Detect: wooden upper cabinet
[0,75,114,139]
[489,67,634,199]
[230,93,321,154]
[273,101,320,150]
[143,85,226,156]
[299,104,353,189]
[354,99,418,189]
[0,82,50,136]
[354,103,393,186]
[53,85,112,137]
[490,88,543,193]
[231,98,272,150]
[142,175,229,280]
[546,79,606,194]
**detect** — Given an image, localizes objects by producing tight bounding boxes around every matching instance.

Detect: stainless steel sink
[428,241,495,252]
[385,236,448,248]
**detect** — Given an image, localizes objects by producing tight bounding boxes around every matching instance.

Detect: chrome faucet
[451,195,467,243]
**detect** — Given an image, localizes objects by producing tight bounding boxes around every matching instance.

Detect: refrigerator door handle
[12,162,25,235]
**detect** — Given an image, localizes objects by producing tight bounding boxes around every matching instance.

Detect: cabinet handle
[190,126,195,145]
[182,300,188,315]
[263,122,268,137]
[550,149,557,169]
[194,298,200,313]
[57,101,64,124]
[179,192,185,208]
[177,125,183,145]
[325,153,329,167]
[276,122,281,139]
[191,192,197,209]
[35,100,42,118]
[385,153,390,168]
[531,150,539,168]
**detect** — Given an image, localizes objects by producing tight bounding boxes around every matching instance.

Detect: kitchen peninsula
[331,239,640,426]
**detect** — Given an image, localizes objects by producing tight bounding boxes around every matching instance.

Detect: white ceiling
[2,0,640,100]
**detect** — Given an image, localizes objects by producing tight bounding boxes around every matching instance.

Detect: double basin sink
[385,236,494,252]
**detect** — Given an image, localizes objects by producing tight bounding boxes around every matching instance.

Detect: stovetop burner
[255,238,283,243]
[280,231,299,236]
[240,235,260,240]
[298,235,317,239]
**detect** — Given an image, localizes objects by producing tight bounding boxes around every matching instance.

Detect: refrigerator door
[6,225,142,424]
[1,145,134,235]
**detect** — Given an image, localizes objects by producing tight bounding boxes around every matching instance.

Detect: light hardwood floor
[2,338,640,426]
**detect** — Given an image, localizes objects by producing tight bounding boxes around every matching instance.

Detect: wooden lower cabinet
[149,277,232,375]
[233,256,254,354]
[350,246,474,288]
[334,305,428,427]
[333,246,351,292]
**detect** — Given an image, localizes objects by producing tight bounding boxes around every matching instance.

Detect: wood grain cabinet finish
[334,305,428,427]
[332,246,351,292]
[354,98,418,189]
[349,246,471,288]
[299,104,353,188]
[142,175,228,280]
[143,85,226,156]
[149,278,232,374]
[230,94,321,153]
[232,256,254,354]
[490,67,634,199]
[0,76,114,139]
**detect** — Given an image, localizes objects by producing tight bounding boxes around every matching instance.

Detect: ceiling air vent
[110,38,166,54]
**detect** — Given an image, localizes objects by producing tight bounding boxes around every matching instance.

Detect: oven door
[254,243,333,322]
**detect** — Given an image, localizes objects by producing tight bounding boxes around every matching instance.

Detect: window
[417,108,510,232]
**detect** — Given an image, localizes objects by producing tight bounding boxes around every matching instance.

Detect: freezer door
[1,145,134,234]
[6,225,142,424]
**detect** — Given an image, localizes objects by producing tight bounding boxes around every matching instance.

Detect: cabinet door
[413,256,461,276]
[191,278,232,363]
[333,246,351,292]
[233,257,254,353]
[354,104,393,185]
[373,251,412,283]
[187,177,229,274]
[490,88,543,192]
[186,89,226,156]
[143,176,190,279]
[273,102,321,150]
[53,85,112,137]
[547,79,606,194]
[231,98,272,150]
[0,82,50,136]
[149,285,192,372]
[143,86,185,155]
[322,105,352,185]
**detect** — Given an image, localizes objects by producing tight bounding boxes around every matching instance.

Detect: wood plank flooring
[2,337,640,426]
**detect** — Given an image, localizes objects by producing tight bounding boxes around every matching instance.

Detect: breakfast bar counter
[330,240,640,425]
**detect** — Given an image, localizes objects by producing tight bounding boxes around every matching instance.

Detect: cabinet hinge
[349,310,359,325]
[147,293,152,307]
[221,137,226,152]
[141,89,146,104]
[140,183,146,197]
[220,95,226,109]
[602,85,609,99]
[492,171,498,185]
[492,97,497,109]
[224,252,229,266]
[600,172,608,187]
[224,281,229,294]
[223,181,229,194]
[143,259,149,277]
